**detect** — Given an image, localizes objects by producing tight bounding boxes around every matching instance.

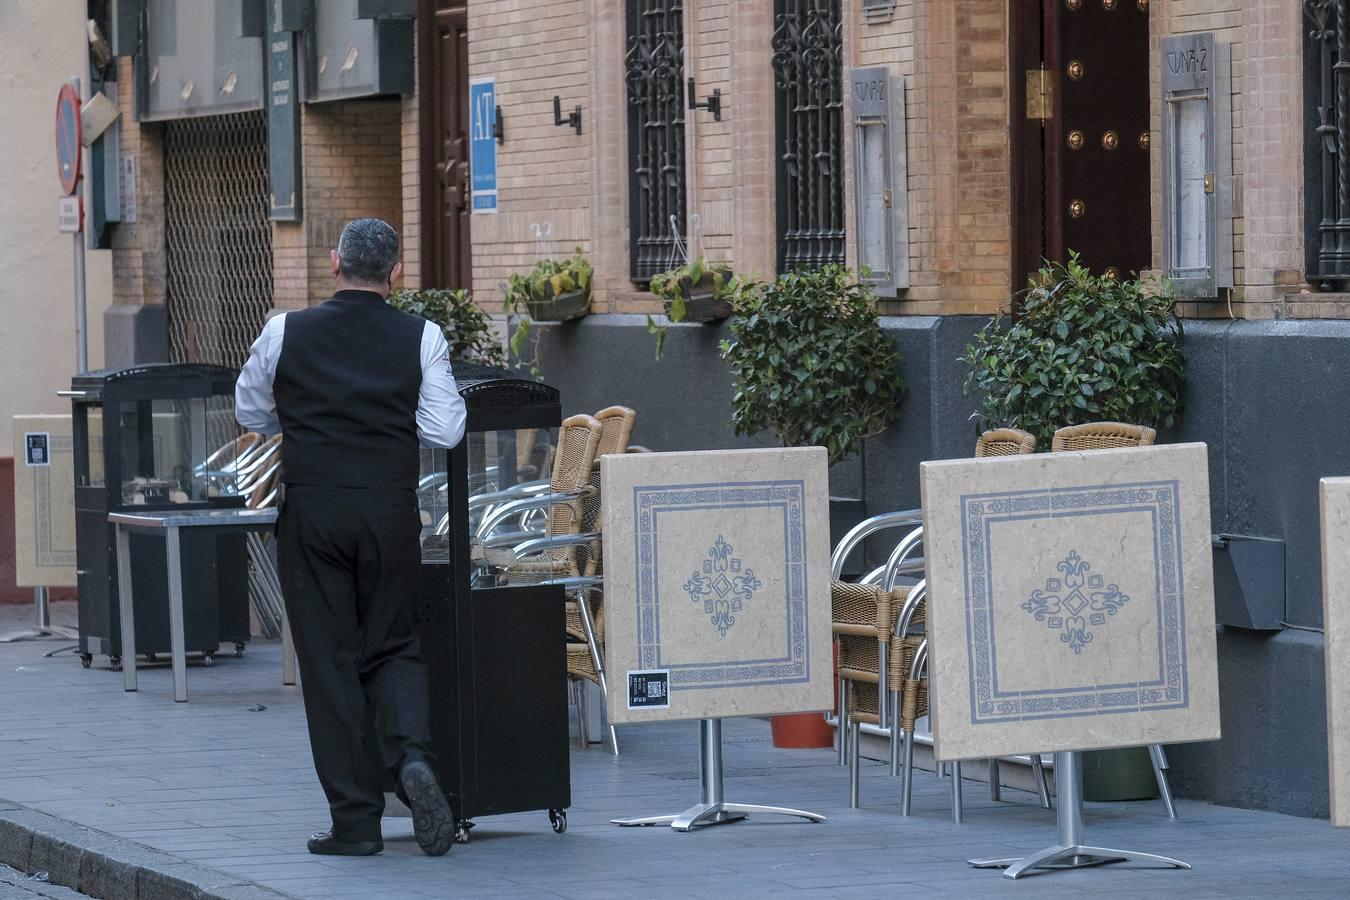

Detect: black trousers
[277,484,434,841]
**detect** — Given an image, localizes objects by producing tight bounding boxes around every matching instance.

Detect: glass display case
[410,366,571,838]
[69,365,251,668]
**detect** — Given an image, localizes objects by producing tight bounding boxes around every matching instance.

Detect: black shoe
[399,761,456,857]
[307,831,383,856]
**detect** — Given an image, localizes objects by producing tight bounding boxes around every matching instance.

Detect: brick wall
[110,58,167,313]
[1154,0,1309,319]
[272,99,405,309]
[466,0,595,308]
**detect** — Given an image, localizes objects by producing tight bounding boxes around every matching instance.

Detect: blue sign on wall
[469,78,498,214]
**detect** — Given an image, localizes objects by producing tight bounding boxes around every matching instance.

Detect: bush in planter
[960,255,1186,446]
[720,265,905,466]
[503,247,594,377]
[646,259,750,359]
[387,287,506,368]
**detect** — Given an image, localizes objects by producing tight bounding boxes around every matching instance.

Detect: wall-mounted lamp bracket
[553,95,582,136]
[687,77,722,121]
[495,105,505,144]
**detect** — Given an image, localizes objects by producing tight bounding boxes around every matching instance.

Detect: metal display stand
[970,750,1189,880]
[613,719,827,832]
[0,588,79,642]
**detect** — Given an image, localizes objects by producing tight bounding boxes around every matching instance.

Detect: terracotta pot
[770,712,835,749]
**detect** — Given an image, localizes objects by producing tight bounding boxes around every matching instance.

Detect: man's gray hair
[337,218,400,286]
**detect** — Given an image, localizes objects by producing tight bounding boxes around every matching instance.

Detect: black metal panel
[625,0,687,282]
[772,0,845,271]
[1305,1,1350,283]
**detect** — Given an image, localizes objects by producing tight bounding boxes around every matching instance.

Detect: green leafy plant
[387,287,506,368]
[720,265,905,466]
[646,257,740,359]
[502,247,594,378]
[960,254,1186,446]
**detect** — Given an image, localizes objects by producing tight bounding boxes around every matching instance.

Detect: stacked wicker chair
[1051,421,1156,452]
[562,406,635,754]
[975,427,1037,457]
[479,414,603,579]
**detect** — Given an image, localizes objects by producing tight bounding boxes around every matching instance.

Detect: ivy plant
[502,247,594,378]
[960,254,1186,446]
[720,265,905,466]
[646,257,744,359]
[387,287,506,369]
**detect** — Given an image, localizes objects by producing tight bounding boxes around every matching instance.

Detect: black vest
[274,290,425,490]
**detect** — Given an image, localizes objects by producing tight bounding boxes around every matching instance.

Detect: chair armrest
[475,486,596,539]
[512,531,601,558]
[830,509,923,580]
[468,480,551,511]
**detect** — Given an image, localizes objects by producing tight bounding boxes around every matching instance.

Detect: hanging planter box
[526,288,591,322]
[658,268,734,324]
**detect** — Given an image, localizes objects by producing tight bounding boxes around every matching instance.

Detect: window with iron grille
[772,0,845,272]
[625,0,687,282]
[163,111,274,372]
[1305,1,1350,285]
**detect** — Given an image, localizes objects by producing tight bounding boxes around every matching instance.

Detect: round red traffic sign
[55,83,82,196]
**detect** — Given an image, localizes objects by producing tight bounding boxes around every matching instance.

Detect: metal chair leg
[952,760,964,824]
[1032,753,1052,809]
[848,719,862,809]
[573,679,589,749]
[989,758,1001,802]
[888,689,902,777]
[900,729,915,816]
[836,671,848,766]
[1149,743,1177,818]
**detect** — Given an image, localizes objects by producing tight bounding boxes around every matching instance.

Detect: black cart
[411,366,571,840]
[68,364,251,670]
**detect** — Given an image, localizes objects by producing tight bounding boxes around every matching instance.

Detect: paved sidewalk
[2,602,1350,899]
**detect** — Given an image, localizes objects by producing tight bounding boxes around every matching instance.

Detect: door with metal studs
[1016,0,1152,286]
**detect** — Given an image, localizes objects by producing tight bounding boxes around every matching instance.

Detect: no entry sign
[55,83,82,196]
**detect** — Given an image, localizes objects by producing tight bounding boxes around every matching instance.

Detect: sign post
[56,78,87,375]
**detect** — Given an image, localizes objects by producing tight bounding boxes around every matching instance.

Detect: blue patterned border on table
[633,480,809,691]
[960,480,1188,724]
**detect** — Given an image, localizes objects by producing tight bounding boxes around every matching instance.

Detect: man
[235,218,466,857]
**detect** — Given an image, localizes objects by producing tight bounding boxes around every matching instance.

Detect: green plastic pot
[1081,747,1160,802]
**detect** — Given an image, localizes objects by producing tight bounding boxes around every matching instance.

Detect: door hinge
[1026,67,1052,121]
[883,189,893,209]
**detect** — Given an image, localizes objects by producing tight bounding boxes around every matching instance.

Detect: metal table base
[612,719,826,832]
[969,751,1189,880]
[0,587,79,642]
[110,509,293,702]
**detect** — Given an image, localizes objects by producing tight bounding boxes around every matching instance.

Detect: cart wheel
[202,654,215,668]
[79,654,92,669]
[549,809,567,834]
[109,656,122,671]
[454,820,474,844]
[234,642,246,658]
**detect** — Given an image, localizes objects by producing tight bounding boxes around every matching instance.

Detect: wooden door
[420,0,472,290]
[1013,0,1151,288]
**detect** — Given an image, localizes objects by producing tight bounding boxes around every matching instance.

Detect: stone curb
[0,800,293,900]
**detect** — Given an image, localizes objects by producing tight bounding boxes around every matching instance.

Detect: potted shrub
[720,264,906,749]
[960,254,1186,446]
[387,286,507,368]
[503,247,594,377]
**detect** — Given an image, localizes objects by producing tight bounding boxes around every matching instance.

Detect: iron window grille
[1306,0,1350,284]
[625,0,688,282]
[772,0,846,272]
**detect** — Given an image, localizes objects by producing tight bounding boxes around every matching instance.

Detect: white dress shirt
[235,313,468,449]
